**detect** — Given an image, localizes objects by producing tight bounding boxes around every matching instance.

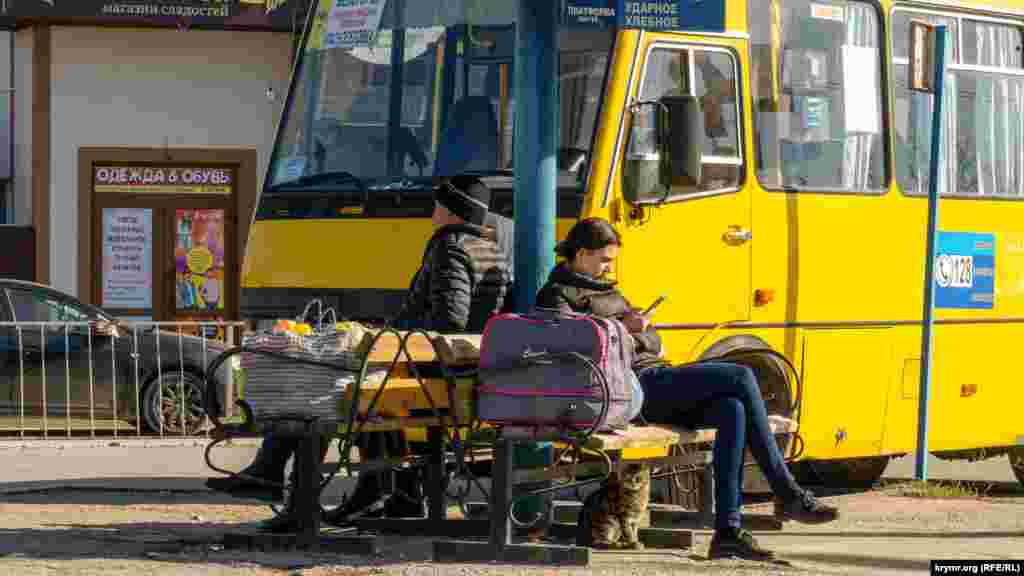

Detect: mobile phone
[642,295,667,316]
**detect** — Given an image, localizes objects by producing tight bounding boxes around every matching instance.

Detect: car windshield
[263,0,614,199]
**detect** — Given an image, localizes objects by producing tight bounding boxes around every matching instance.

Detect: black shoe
[708,528,776,561]
[383,490,427,519]
[256,513,301,533]
[205,470,283,502]
[322,493,390,526]
[774,489,840,524]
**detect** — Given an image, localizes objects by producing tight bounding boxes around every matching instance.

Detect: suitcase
[476,310,634,433]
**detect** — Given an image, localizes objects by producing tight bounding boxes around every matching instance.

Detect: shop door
[95,202,236,330]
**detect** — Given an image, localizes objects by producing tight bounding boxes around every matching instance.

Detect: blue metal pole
[513,0,559,311]
[916,25,949,482]
[511,0,560,525]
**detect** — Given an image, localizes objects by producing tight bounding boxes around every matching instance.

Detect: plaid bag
[239,300,382,421]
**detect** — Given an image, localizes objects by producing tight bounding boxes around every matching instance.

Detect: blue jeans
[637,362,801,531]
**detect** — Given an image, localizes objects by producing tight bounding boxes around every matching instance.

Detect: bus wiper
[269,170,367,193]
[455,169,514,178]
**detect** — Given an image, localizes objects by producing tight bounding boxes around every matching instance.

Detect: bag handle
[298,299,323,325]
[318,307,337,332]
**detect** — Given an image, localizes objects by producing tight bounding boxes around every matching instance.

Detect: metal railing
[0,320,246,440]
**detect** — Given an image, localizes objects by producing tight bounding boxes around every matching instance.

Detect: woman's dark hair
[555,217,622,261]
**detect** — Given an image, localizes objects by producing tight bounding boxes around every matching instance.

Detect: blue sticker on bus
[562,0,725,32]
[934,231,995,309]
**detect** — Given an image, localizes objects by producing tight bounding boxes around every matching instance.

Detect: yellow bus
[244,0,1024,487]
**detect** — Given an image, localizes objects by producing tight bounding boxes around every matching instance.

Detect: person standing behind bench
[534,217,839,561]
[207,175,512,529]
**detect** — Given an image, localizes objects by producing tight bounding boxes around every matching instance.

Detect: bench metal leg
[427,425,446,523]
[433,438,589,565]
[221,428,379,555]
[293,430,321,546]
[490,437,514,550]
[352,425,490,537]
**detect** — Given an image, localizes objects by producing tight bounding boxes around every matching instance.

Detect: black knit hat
[435,175,490,225]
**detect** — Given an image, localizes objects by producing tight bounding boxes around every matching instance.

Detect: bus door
[617,36,752,328]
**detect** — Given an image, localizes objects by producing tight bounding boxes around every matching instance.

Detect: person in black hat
[206,175,512,530]
[391,174,510,333]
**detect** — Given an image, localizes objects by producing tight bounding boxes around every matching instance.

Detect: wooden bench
[220,329,800,564]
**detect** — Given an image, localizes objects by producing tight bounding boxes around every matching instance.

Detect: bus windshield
[265,0,614,205]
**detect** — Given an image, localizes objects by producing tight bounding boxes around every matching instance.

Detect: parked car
[0,279,233,435]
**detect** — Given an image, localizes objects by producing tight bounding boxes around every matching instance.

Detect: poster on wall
[102,208,154,310]
[176,209,227,313]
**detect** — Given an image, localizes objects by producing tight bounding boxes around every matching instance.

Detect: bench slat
[353,330,482,365]
[584,415,798,451]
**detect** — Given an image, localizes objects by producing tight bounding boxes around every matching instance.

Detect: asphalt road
[1,439,1022,576]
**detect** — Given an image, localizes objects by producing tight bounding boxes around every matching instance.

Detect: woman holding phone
[534,217,839,561]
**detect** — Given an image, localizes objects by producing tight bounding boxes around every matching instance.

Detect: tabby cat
[578,462,650,550]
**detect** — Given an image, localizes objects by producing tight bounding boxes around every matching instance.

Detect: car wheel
[142,370,207,436]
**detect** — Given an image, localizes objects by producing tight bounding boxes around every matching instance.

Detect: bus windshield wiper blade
[269,170,366,192]
[455,169,514,178]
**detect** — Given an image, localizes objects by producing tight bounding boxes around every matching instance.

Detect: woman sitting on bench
[534,217,839,561]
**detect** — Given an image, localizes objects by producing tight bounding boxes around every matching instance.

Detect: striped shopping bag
[239,318,379,422]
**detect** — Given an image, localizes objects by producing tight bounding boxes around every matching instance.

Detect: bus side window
[639,47,743,198]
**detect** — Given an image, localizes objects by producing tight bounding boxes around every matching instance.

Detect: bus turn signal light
[755,289,775,306]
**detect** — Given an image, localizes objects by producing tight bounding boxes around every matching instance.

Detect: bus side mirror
[623,100,669,204]
[622,96,704,205]
[662,95,704,190]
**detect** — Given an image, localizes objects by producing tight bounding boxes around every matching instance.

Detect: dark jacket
[534,263,667,371]
[393,223,511,334]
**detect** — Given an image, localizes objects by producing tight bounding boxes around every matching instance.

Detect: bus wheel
[1010,447,1024,487]
[792,456,891,489]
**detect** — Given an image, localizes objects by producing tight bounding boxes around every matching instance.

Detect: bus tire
[1010,447,1024,487]
[792,456,891,488]
[698,334,795,421]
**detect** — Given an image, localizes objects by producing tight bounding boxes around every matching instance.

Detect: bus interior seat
[434,95,499,176]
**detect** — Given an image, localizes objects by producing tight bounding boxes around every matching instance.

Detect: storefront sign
[324,0,387,50]
[4,0,239,19]
[94,165,234,195]
[562,0,725,32]
[102,208,153,310]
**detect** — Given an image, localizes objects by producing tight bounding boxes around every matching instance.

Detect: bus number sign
[934,231,995,309]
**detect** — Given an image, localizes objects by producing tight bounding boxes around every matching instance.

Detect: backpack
[476,309,635,435]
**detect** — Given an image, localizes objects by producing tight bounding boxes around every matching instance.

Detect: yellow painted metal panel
[797,330,893,460]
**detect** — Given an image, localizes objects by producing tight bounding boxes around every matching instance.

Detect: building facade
[3,0,307,323]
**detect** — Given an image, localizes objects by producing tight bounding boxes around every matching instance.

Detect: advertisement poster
[323,0,386,50]
[102,208,153,310]
[935,231,995,309]
[176,209,226,312]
